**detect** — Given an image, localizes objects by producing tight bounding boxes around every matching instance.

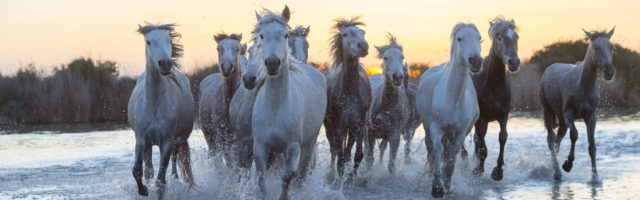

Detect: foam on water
[1,117,639,199]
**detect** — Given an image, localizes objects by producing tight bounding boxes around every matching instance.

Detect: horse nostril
[358,42,368,50]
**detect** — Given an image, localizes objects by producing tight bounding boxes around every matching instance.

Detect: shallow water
[1,117,639,199]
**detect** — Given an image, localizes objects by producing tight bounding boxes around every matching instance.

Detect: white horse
[251,6,327,200]
[198,33,245,165]
[128,23,195,197]
[416,23,482,198]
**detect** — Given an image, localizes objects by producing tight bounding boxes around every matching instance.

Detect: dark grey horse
[198,33,245,165]
[365,34,409,174]
[402,63,420,164]
[540,28,615,181]
[470,17,520,181]
[324,16,371,181]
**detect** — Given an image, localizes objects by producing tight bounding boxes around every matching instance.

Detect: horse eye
[342,33,348,37]
[384,57,388,61]
[497,36,503,41]
[285,34,288,39]
[402,56,405,59]
[146,41,150,45]
[457,37,462,42]
[260,34,264,39]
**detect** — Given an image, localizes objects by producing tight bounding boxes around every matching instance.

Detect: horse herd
[126,5,616,199]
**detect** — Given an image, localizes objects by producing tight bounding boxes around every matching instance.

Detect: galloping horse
[365,33,409,174]
[128,23,195,197]
[324,16,371,181]
[417,23,482,198]
[250,6,327,199]
[540,28,615,181]
[199,33,245,165]
[470,17,520,181]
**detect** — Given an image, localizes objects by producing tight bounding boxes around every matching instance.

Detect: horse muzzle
[265,57,281,76]
[507,58,520,72]
[604,66,615,81]
[243,75,257,89]
[469,56,482,73]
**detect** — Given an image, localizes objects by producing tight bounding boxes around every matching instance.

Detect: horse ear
[607,26,615,38]
[214,34,223,43]
[282,5,290,21]
[375,46,384,57]
[583,28,593,40]
[238,33,243,41]
[137,24,143,33]
[255,11,263,21]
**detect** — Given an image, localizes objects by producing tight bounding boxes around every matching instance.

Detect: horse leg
[491,115,508,181]
[296,140,316,184]
[562,112,578,173]
[365,130,376,169]
[280,143,300,200]
[253,142,268,199]
[171,146,178,179]
[203,128,216,157]
[472,118,488,176]
[388,131,400,174]
[133,140,148,196]
[404,128,415,164]
[443,134,464,190]
[143,144,154,180]
[542,99,561,180]
[156,141,174,198]
[429,124,445,198]
[585,113,598,180]
[379,139,388,165]
[345,129,356,164]
[556,121,568,153]
[349,125,366,180]
[334,125,347,178]
[424,125,434,170]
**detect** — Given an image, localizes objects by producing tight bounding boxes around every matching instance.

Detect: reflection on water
[0,117,639,199]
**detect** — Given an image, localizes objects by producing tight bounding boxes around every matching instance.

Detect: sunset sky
[1,0,639,76]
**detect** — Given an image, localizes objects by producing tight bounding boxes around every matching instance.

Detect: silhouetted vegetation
[509,39,640,115]
[2,39,639,125]
[0,58,136,124]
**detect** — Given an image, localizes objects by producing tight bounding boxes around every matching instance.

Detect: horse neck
[443,55,470,102]
[484,44,506,83]
[341,56,362,92]
[382,78,400,105]
[144,62,167,106]
[223,62,242,102]
[263,62,291,106]
[579,49,599,89]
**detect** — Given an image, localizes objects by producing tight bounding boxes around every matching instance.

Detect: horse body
[128,23,194,197]
[470,17,520,181]
[401,63,420,164]
[540,28,615,181]
[199,34,244,165]
[249,7,327,199]
[365,34,409,174]
[416,23,482,198]
[324,17,371,181]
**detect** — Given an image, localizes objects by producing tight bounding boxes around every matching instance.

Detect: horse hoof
[562,160,573,172]
[138,185,148,196]
[472,166,484,177]
[491,167,503,181]
[431,185,444,198]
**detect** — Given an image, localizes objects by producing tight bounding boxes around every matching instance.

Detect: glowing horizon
[1,0,639,76]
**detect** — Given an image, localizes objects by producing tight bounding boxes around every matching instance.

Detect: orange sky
[1,0,639,76]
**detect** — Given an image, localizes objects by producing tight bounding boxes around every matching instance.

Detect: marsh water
[1,116,640,199]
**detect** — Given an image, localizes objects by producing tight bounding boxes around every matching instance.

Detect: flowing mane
[488,16,518,40]
[213,33,243,43]
[251,9,291,39]
[376,33,403,58]
[289,25,310,37]
[137,23,184,69]
[329,16,365,68]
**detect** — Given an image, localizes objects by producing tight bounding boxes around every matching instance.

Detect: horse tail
[176,139,195,188]
[540,86,557,129]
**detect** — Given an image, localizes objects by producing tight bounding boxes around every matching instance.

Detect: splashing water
[1,117,640,199]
